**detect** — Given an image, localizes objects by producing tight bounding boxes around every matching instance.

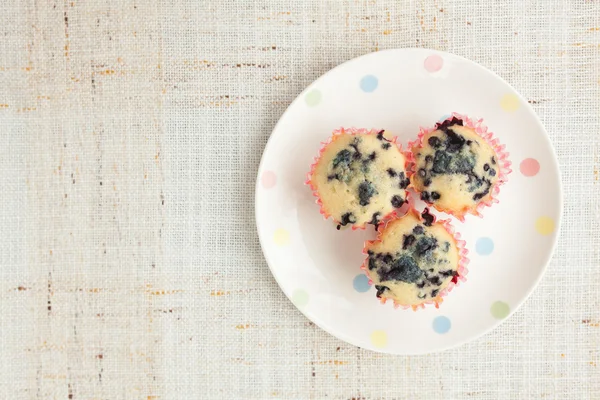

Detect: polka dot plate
[255,49,562,354]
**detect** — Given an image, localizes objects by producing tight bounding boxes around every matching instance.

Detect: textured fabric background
[0,0,599,399]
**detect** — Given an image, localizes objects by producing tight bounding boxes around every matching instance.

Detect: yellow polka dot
[370,330,388,348]
[535,216,555,235]
[273,229,290,246]
[500,93,520,112]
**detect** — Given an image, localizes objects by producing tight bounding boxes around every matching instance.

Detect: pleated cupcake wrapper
[407,112,512,222]
[305,127,411,230]
[360,207,470,311]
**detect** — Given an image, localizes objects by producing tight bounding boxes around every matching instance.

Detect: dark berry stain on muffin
[376,130,388,141]
[391,195,405,208]
[402,234,416,249]
[368,257,377,270]
[375,285,389,298]
[428,136,442,148]
[421,208,435,227]
[470,178,491,199]
[379,255,422,283]
[382,253,393,264]
[332,149,352,169]
[381,142,392,150]
[340,212,356,226]
[398,171,410,189]
[367,220,457,301]
[415,117,497,204]
[370,212,381,226]
[415,236,438,260]
[358,181,377,206]
[432,149,475,174]
[437,117,464,131]
[428,276,440,285]
[445,130,466,153]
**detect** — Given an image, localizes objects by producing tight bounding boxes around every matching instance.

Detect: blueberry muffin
[363,208,461,308]
[411,116,502,219]
[307,128,409,229]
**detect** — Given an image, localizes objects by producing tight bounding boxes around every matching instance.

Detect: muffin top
[364,209,459,306]
[411,118,499,216]
[311,130,409,228]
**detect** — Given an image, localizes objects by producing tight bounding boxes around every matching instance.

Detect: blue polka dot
[360,75,378,93]
[438,114,451,123]
[353,274,371,292]
[476,237,494,256]
[432,316,451,334]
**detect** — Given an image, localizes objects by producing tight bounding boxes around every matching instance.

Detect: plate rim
[254,48,564,355]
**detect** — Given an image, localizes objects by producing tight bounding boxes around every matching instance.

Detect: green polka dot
[490,301,510,319]
[292,289,309,308]
[305,89,322,107]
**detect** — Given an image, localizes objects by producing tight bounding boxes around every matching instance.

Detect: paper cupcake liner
[305,127,411,230]
[360,207,470,311]
[407,112,512,222]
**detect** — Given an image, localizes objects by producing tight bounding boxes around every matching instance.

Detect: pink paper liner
[305,127,411,230]
[407,112,512,222]
[360,207,470,311]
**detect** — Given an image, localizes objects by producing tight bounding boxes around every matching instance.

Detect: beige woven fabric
[0,0,599,399]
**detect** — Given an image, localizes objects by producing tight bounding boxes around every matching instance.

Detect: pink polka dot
[520,158,540,177]
[424,55,444,73]
[261,170,277,188]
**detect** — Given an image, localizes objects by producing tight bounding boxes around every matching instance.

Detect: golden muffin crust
[312,130,409,228]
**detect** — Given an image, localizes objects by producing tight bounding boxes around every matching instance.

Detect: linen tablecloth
[1,0,599,398]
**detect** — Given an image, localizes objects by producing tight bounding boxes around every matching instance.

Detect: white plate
[255,49,562,355]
